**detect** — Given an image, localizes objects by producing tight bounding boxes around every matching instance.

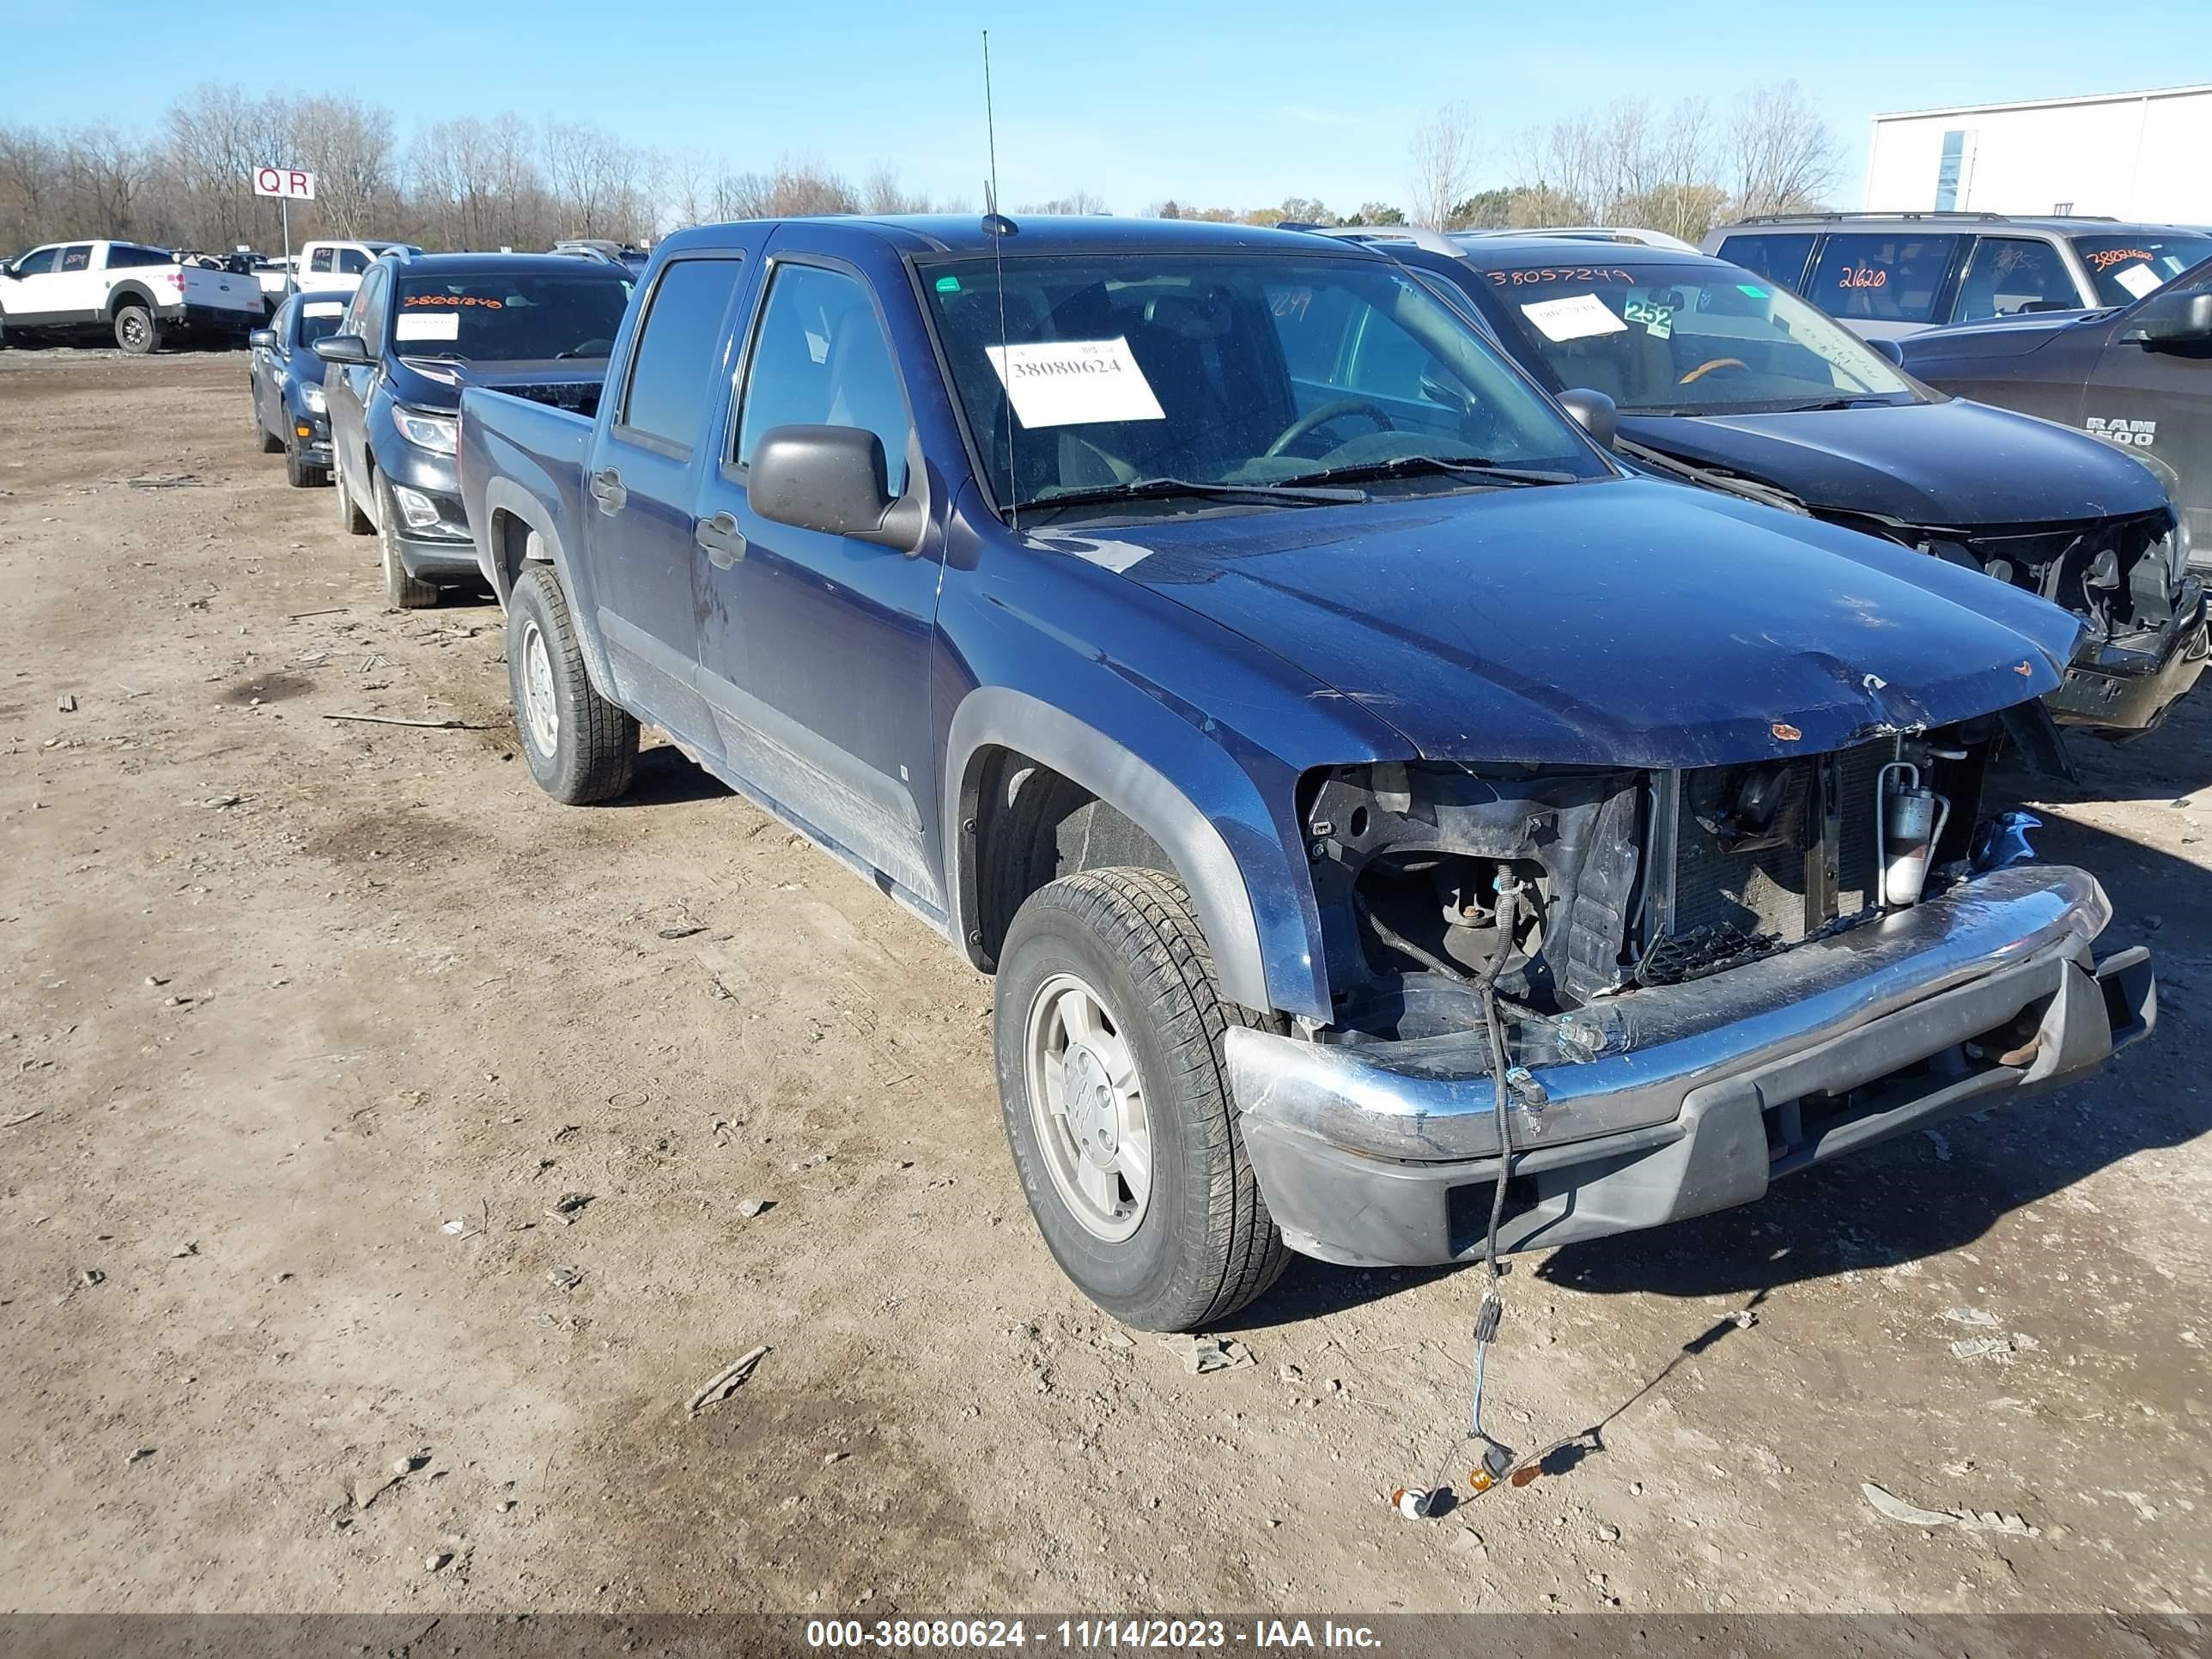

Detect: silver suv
[1703,211,2212,339]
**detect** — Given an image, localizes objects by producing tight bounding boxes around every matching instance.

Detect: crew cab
[249,289,349,486]
[298,239,420,298]
[1316,229,2206,736]
[457,216,2154,1332]
[0,239,262,352]
[1900,256,2212,581]
[313,250,632,606]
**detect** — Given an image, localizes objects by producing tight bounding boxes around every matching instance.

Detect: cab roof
[383,250,628,278]
[1444,235,1718,271]
[659,214,1383,260]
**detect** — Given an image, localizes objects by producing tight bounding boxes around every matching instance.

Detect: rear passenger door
[580,249,750,749]
[1953,236,2077,324]
[689,229,948,912]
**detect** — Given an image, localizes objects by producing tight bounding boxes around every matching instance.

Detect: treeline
[0,84,956,256]
[0,77,1839,258]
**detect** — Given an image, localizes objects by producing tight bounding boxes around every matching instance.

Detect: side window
[617,257,744,453]
[343,266,386,345]
[1718,234,1818,293]
[1955,237,2075,322]
[1808,234,1961,323]
[106,245,167,270]
[10,246,60,277]
[58,244,94,272]
[337,247,369,276]
[736,264,911,497]
[309,246,336,275]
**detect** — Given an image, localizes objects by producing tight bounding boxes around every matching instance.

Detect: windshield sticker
[2112,263,2164,301]
[1624,297,1674,340]
[985,337,1166,428]
[2087,246,2156,272]
[303,301,344,317]
[1487,265,1633,288]
[403,293,504,309]
[1520,292,1627,343]
[1736,283,1768,299]
[934,275,961,293]
[394,312,460,343]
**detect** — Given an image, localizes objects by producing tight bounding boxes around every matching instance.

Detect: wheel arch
[103,281,160,321]
[479,478,620,700]
[944,689,1300,1019]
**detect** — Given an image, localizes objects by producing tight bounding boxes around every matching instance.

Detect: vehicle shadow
[607,742,732,808]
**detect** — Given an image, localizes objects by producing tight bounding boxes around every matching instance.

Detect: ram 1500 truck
[458,216,2155,1332]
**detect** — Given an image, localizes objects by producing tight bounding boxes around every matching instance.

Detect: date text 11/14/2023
[805,1620,1384,1650]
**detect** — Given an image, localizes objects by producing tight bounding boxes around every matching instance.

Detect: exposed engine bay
[1303,719,2007,1062]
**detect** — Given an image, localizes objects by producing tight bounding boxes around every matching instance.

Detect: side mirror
[313,333,371,366]
[248,329,276,350]
[748,424,923,551]
[1557,387,1618,451]
[1869,336,1906,368]
[2128,289,2212,349]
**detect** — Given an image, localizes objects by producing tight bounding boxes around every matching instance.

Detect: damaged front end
[1226,722,2155,1268]
[1838,507,2209,734]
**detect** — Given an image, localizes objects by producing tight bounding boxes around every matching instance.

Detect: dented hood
[1620,397,2166,526]
[1055,478,2083,769]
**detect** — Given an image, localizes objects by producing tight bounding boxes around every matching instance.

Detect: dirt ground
[1,348,2208,1620]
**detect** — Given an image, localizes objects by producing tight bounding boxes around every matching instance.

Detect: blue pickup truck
[457,216,2154,1332]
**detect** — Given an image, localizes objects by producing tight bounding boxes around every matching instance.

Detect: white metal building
[1864,84,2212,222]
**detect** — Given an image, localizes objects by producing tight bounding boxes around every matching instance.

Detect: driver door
[1,246,67,325]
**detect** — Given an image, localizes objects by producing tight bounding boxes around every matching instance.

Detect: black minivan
[314,250,633,607]
[1316,228,2206,735]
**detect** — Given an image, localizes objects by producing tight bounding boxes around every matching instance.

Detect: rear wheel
[506,564,638,804]
[375,474,439,609]
[994,867,1289,1332]
[113,305,161,355]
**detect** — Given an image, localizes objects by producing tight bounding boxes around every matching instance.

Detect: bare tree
[1726,81,1840,219]
[1018,188,1108,216]
[1408,100,1478,230]
[288,95,398,239]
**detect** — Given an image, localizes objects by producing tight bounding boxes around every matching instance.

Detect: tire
[375,474,440,609]
[284,437,321,489]
[994,867,1289,1332]
[113,304,161,355]
[506,564,638,804]
[258,406,284,454]
[334,456,373,535]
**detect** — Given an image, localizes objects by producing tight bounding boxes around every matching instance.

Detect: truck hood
[1036,478,2083,769]
[386,356,610,414]
[1618,398,2166,526]
[1897,311,2106,363]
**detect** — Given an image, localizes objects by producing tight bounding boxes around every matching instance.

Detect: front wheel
[284,437,321,489]
[506,565,638,804]
[335,458,373,534]
[375,474,439,609]
[994,868,1289,1332]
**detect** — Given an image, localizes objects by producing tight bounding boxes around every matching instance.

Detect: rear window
[1715,234,1817,292]
[617,257,744,453]
[105,245,172,269]
[1808,234,1961,324]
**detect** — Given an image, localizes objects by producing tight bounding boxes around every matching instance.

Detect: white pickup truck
[0,240,263,352]
[296,239,420,297]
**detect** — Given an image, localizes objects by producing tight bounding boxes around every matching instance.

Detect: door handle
[695,511,746,567]
[589,468,628,514]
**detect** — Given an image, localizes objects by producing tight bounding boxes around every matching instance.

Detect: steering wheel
[1678,357,1749,386]
[1265,397,1396,458]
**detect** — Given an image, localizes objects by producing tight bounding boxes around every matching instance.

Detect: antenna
[983,29,1017,529]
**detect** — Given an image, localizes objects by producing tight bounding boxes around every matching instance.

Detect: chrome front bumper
[1227,866,2154,1267]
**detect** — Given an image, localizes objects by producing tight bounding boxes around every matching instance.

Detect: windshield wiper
[1006,476,1365,516]
[1278,454,1580,489]
[1781,394,1905,412]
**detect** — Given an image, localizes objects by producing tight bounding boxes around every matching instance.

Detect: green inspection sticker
[1737,283,1768,298]
[935,276,961,292]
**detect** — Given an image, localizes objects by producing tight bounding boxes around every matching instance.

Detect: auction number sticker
[2113,264,2164,300]
[1520,292,1627,343]
[985,337,1166,428]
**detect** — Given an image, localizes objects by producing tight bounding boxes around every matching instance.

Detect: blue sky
[6,1,2210,214]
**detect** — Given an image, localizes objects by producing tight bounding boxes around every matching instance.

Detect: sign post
[252,167,317,294]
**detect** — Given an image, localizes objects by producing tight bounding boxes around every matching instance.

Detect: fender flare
[478,477,620,700]
[103,281,161,322]
[943,688,1277,1015]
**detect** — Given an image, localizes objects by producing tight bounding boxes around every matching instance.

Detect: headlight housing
[394,405,457,455]
[301,382,325,415]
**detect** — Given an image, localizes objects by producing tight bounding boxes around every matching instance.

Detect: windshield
[1480,261,1918,415]
[2072,234,2212,308]
[920,251,1611,518]
[391,271,632,363]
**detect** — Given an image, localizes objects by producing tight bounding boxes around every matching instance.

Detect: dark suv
[313,250,634,607]
[1705,212,2212,339]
